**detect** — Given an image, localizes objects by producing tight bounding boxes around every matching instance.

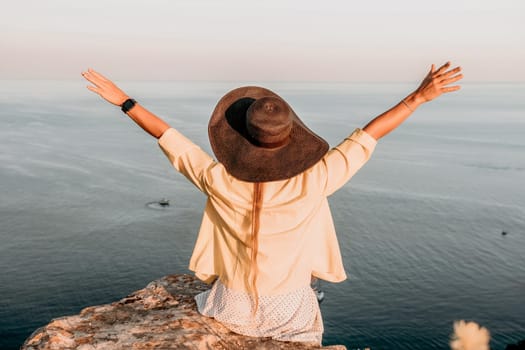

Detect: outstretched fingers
[416,61,463,101]
[82,69,117,98]
[438,65,463,92]
[86,85,100,94]
[441,72,463,85]
[440,66,463,93]
[434,61,451,76]
[82,70,101,87]
[81,68,128,106]
[442,85,461,93]
[439,66,462,80]
[88,68,110,82]
[82,68,111,87]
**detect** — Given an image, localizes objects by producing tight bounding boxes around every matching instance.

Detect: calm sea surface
[1,80,524,349]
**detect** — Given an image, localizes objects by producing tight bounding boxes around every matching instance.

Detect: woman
[81,62,462,345]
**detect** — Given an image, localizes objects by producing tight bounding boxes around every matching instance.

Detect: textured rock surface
[22,274,346,350]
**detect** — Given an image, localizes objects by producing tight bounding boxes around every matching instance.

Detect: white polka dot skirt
[195,279,324,344]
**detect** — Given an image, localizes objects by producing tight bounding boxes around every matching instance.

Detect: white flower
[450,320,490,350]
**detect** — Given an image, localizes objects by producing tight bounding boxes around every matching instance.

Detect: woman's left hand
[81,68,129,106]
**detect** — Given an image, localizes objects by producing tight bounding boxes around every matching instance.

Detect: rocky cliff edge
[21,274,346,350]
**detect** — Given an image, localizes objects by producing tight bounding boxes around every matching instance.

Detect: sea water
[0,80,524,349]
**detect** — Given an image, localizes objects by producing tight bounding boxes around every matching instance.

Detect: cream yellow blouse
[158,127,377,296]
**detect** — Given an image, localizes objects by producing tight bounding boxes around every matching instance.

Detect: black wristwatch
[121,98,137,113]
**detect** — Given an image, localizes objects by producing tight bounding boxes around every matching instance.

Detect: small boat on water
[146,198,171,210]
[158,198,170,207]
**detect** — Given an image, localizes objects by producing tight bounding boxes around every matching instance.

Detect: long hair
[249,182,263,315]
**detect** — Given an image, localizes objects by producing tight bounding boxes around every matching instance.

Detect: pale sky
[1,0,524,81]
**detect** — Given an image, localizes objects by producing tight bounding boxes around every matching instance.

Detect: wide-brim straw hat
[208,86,329,183]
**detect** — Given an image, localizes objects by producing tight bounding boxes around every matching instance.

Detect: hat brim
[208,86,329,183]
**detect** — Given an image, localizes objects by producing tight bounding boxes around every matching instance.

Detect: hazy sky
[2,0,524,81]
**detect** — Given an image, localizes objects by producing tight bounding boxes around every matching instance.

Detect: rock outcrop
[22,274,346,350]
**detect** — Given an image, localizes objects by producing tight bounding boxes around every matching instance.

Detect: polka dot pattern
[195,279,323,344]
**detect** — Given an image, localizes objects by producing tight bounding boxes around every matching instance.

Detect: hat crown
[246,97,292,147]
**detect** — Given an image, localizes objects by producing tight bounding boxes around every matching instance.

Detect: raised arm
[81,68,170,139]
[363,62,463,140]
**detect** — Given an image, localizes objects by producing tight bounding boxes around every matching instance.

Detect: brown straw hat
[208,86,329,182]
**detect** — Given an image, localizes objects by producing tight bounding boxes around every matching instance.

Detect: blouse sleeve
[322,128,377,196]
[157,128,216,194]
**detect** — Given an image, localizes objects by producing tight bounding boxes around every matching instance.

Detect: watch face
[122,99,136,112]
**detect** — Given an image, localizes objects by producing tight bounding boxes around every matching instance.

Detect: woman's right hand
[413,62,463,103]
[362,61,463,140]
[81,68,130,106]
